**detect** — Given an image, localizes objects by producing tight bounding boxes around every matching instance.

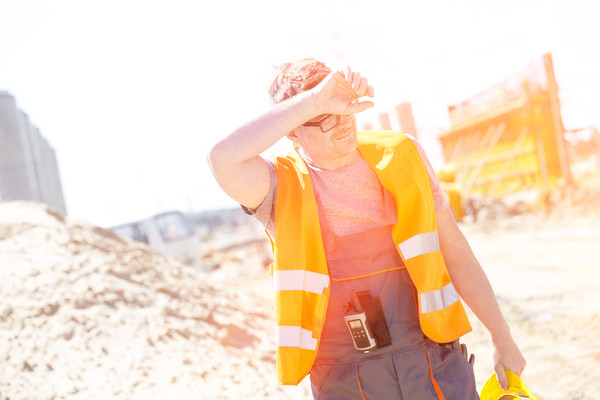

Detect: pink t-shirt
[246,137,448,238]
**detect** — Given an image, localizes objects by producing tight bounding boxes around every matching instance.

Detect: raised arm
[207,68,374,209]
[437,208,526,390]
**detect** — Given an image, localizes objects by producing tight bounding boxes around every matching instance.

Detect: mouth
[334,127,355,141]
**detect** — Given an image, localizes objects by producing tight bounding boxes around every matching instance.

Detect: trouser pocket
[391,346,439,399]
[425,342,479,400]
[311,363,362,400]
[313,357,406,400]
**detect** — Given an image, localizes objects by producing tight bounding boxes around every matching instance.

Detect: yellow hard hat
[480,370,543,400]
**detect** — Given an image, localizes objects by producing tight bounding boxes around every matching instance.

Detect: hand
[461,342,476,367]
[310,66,375,116]
[443,340,475,367]
[491,338,526,390]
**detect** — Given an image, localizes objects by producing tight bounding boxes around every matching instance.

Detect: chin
[337,136,358,155]
[334,126,357,141]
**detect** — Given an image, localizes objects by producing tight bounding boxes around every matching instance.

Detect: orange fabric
[272,151,331,385]
[358,131,471,343]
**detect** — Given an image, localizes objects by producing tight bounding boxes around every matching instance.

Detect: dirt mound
[0,201,305,399]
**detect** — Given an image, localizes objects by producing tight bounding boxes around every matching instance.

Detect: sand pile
[0,201,306,400]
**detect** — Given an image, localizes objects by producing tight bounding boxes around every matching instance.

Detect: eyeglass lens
[320,115,340,132]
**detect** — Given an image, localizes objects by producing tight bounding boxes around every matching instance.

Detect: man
[208,59,525,399]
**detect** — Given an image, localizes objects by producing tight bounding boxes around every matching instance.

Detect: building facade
[0,91,66,214]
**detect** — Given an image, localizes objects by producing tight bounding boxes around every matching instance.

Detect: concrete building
[361,102,418,139]
[0,91,66,214]
[395,102,418,139]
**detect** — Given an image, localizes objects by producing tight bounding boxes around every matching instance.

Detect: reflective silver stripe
[420,282,460,313]
[272,270,329,294]
[276,326,317,350]
[397,231,440,260]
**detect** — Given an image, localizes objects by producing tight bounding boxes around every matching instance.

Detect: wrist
[485,316,512,342]
[490,328,515,348]
[294,89,324,123]
[291,89,322,120]
[276,90,323,129]
[309,91,325,115]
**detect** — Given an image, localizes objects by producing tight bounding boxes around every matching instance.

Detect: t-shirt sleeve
[409,136,449,212]
[240,159,276,236]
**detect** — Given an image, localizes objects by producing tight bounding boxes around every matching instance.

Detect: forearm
[209,90,319,166]
[437,209,512,342]
[446,243,513,344]
[437,208,526,385]
[207,90,320,208]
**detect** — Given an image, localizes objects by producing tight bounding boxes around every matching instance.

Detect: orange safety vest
[270,130,472,385]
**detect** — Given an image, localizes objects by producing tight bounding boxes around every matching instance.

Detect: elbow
[207,141,228,175]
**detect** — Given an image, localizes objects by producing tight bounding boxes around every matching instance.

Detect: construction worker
[208,59,526,399]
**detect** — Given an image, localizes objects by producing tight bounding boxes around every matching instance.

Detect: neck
[298,148,362,171]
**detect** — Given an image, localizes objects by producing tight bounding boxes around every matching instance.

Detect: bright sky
[1,0,598,227]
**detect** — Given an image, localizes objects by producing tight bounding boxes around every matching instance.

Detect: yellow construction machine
[438,53,572,219]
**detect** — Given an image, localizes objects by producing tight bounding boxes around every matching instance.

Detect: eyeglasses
[302,114,341,133]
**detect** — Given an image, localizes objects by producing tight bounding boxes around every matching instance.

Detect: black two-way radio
[343,290,377,353]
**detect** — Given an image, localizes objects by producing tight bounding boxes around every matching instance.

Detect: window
[112,222,149,244]
[154,211,194,242]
